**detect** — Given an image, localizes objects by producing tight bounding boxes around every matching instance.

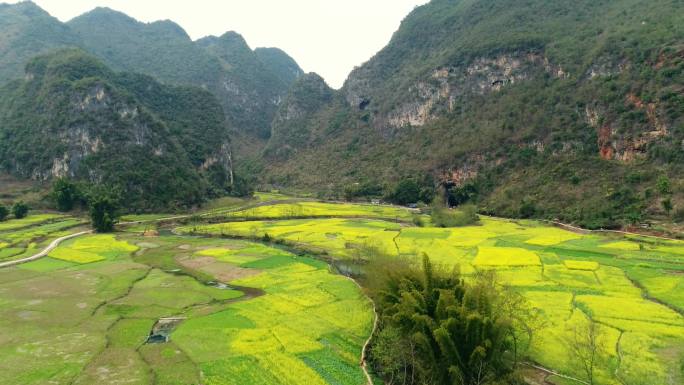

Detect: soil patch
[176,256,261,282]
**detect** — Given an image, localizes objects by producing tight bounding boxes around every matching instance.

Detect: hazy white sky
[10,0,429,88]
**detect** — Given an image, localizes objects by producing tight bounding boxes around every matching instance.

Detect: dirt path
[0,230,92,268]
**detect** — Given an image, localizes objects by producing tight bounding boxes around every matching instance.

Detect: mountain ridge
[0,1,304,140]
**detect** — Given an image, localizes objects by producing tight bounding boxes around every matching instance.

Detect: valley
[0,194,682,384]
[0,0,682,384]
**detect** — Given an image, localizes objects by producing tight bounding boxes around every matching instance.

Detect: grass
[0,214,64,231]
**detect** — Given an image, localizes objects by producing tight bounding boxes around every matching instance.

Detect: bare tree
[567,319,605,385]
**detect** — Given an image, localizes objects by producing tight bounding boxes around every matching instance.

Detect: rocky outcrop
[374,52,568,129]
[0,50,233,209]
[265,73,335,159]
[586,93,670,162]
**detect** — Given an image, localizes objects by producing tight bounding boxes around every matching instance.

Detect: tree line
[50,178,119,233]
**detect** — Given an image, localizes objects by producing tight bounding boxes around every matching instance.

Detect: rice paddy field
[1,197,683,385]
[179,202,684,385]
[0,214,88,264]
[0,210,373,385]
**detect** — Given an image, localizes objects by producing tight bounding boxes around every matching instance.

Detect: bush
[431,204,479,227]
[51,178,81,212]
[388,179,421,205]
[674,208,684,223]
[519,200,537,218]
[657,175,672,194]
[87,187,120,233]
[11,201,29,219]
[0,205,8,221]
[367,255,529,385]
[411,214,425,227]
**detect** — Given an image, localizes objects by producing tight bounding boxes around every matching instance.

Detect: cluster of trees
[365,255,535,385]
[343,177,435,206]
[0,201,29,221]
[51,178,119,233]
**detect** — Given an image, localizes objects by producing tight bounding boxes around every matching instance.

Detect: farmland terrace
[0,193,682,385]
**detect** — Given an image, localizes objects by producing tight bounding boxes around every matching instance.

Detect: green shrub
[431,204,479,227]
[388,179,420,205]
[0,205,8,221]
[674,208,684,223]
[411,214,425,227]
[11,201,29,219]
[51,178,81,212]
[367,255,528,385]
[87,187,120,233]
[519,200,537,219]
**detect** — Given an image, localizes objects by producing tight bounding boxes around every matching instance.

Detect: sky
[9,0,429,88]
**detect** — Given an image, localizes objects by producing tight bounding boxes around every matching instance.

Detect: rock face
[374,52,568,129]
[256,0,683,225]
[265,73,335,159]
[197,32,297,138]
[0,50,234,210]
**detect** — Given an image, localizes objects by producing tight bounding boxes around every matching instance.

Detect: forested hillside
[0,49,234,210]
[0,2,303,139]
[0,0,682,227]
[261,0,684,228]
[0,1,81,81]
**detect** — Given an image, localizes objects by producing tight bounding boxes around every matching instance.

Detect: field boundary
[0,229,92,268]
[541,219,683,242]
[522,362,589,384]
[346,274,379,385]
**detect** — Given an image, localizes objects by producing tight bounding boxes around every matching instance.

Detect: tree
[389,179,420,205]
[87,187,120,233]
[519,200,537,218]
[662,198,673,215]
[566,319,605,385]
[0,205,8,221]
[656,176,672,195]
[51,178,80,212]
[11,201,29,219]
[368,254,528,385]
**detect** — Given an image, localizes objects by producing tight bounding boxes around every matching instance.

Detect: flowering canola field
[180,203,684,385]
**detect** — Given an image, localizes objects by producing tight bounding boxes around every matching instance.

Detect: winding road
[0,230,93,268]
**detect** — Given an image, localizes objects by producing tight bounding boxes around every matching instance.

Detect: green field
[211,201,414,222]
[179,203,684,385]
[0,215,87,263]
[0,213,373,384]
[1,198,683,384]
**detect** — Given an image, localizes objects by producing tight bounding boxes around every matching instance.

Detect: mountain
[67,7,220,87]
[264,73,335,160]
[0,49,234,211]
[261,0,684,227]
[0,2,304,140]
[197,32,295,138]
[68,8,302,138]
[255,47,305,87]
[0,1,81,82]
